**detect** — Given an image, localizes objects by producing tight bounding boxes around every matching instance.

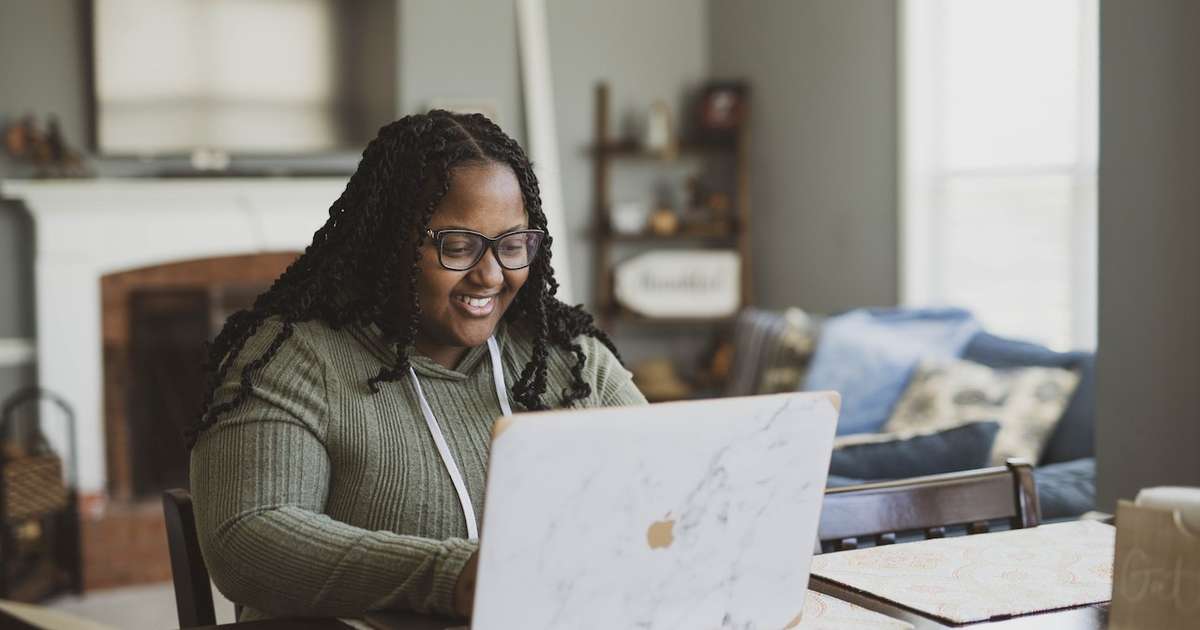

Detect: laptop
[364,391,839,630]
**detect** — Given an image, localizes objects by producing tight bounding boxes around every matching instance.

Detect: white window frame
[898,0,1098,350]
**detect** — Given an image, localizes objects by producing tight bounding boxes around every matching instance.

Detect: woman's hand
[454,552,479,618]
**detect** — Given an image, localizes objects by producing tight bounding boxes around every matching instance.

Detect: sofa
[725,308,1096,520]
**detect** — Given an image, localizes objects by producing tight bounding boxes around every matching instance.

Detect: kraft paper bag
[1110,500,1200,629]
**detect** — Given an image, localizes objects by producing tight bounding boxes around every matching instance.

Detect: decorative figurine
[1,113,90,178]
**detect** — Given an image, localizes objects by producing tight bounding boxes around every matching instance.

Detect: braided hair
[187,110,619,448]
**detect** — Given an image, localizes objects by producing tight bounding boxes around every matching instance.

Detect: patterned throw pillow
[884,358,1080,465]
[756,308,819,395]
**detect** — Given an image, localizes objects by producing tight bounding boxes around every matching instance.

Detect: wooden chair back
[818,458,1040,552]
[162,488,217,628]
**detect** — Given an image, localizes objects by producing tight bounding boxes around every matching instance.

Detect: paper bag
[1110,499,1200,629]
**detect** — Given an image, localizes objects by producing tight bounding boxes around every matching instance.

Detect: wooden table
[141,597,1114,630]
[0,604,356,630]
[192,619,353,629]
[1,586,1108,629]
[191,614,458,629]
[810,575,1110,629]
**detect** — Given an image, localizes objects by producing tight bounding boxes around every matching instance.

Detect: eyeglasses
[425,228,546,271]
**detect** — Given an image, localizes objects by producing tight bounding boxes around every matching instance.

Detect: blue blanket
[804,307,980,435]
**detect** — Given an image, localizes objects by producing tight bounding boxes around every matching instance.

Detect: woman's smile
[452,292,498,317]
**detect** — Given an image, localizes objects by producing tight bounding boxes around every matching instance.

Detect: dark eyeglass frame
[424,227,546,271]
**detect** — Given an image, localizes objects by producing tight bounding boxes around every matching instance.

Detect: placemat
[810,520,1115,624]
[795,589,913,629]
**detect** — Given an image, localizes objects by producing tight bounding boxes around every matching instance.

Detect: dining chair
[162,488,217,628]
[818,458,1041,553]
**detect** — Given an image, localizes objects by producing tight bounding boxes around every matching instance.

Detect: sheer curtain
[900,0,1098,350]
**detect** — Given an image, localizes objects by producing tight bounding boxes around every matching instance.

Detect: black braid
[187,110,620,448]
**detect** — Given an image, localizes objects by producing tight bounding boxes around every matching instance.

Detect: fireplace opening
[101,253,298,501]
[126,288,207,495]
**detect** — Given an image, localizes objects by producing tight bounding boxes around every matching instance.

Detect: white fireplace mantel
[1,177,346,495]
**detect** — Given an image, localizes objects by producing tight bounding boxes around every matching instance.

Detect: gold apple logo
[646,513,675,550]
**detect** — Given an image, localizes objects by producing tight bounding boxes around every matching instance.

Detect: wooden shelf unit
[591,81,752,329]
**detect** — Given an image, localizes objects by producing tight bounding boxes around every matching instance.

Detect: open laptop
[365,391,839,630]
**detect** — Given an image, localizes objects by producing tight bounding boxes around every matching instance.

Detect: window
[900,0,1098,349]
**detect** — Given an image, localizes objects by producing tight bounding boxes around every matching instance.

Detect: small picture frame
[694,81,749,140]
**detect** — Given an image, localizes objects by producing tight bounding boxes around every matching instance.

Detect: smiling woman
[186,111,646,623]
[415,163,541,368]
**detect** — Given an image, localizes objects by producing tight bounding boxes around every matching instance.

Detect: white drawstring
[487,336,513,417]
[408,337,512,541]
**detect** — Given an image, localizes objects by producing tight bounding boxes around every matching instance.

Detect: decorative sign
[614,250,740,318]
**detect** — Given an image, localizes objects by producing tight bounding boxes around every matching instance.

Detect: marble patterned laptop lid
[469,392,840,630]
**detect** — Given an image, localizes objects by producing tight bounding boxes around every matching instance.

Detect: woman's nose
[468,246,505,285]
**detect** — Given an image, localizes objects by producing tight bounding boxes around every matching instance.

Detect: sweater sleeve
[576,334,648,407]
[190,321,475,619]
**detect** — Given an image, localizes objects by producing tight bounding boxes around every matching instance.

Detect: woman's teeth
[457,295,493,307]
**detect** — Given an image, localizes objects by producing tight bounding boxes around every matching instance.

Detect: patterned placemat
[810,520,1115,624]
[795,589,913,629]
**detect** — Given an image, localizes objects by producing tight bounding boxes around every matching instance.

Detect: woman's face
[414,162,530,367]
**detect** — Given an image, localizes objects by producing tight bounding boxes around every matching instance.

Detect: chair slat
[163,489,217,628]
[967,521,990,535]
[819,459,1039,552]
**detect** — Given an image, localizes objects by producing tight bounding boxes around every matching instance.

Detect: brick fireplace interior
[88,251,297,589]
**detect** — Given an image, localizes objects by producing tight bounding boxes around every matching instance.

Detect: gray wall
[547,0,709,310]
[0,0,88,399]
[545,0,709,368]
[0,0,908,396]
[708,0,899,313]
[398,0,525,143]
[0,0,713,384]
[1096,0,1200,508]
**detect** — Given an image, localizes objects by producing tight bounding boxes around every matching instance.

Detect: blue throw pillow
[962,332,1094,464]
[828,421,1001,481]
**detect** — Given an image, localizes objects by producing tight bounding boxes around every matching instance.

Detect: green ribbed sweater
[189,318,646,621]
